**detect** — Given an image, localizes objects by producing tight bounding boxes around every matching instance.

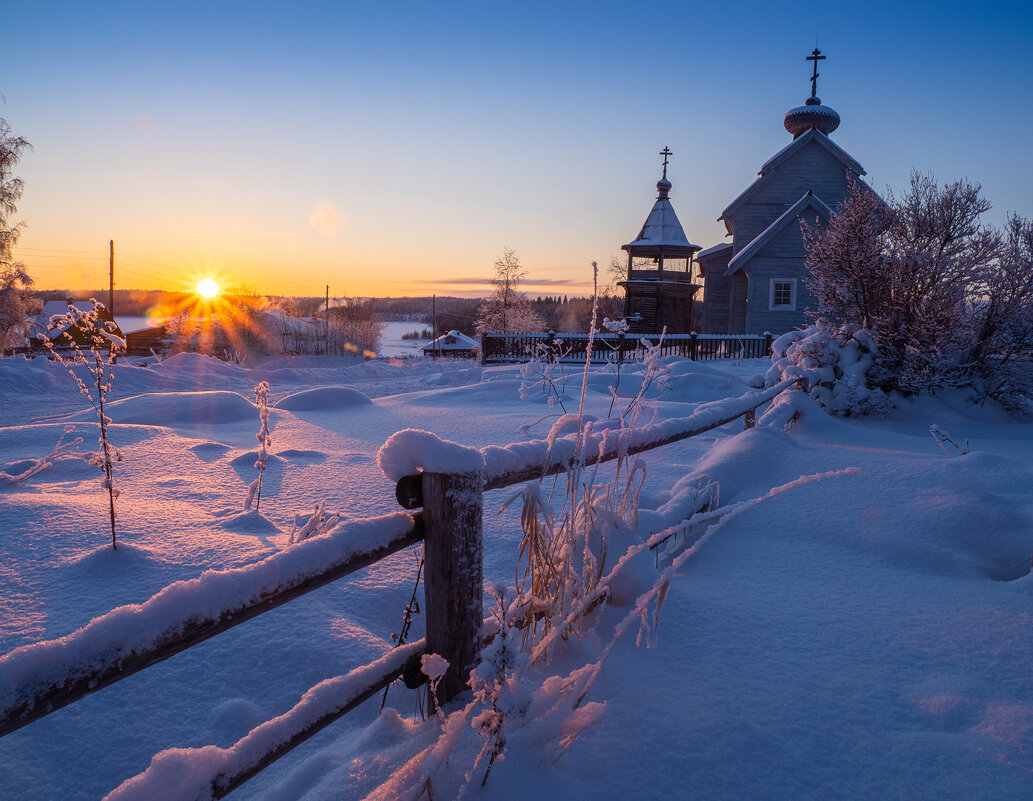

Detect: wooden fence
[0,378,800,799]
[480,331,773,365]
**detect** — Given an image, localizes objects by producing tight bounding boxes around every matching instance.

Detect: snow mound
[228,451,287,468]
[153,352,247,381]
[68,391,258,426]
[189,442,231,461]
[276,386,373,411]
[216,509,282,535]
[62,541,157,569]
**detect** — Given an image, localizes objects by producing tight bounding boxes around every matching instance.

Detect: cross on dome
[660,146,673,179]
[806,48,826,99]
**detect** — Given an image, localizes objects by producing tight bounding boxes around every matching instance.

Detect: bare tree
[0,117,37,354]
[476,247,545,333]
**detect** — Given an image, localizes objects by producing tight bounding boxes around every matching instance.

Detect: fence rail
[480,331,773,364]
[0,377,801,800]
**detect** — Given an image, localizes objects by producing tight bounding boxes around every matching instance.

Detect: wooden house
[30,300,122,351]
[699,49,871,335]
[423,330,480,359]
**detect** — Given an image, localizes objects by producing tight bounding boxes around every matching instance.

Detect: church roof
[623,177,700,258]
[695,242,733,261]
[724,191,833,275]
[759,127,864,176]
[718,128,865,224]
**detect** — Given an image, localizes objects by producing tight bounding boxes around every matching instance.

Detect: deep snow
[0,351,1030,800]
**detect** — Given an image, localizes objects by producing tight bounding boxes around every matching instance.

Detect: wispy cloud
[309,203,343,238]
[409,277,578,286]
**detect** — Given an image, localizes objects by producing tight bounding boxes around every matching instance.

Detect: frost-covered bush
[765,321,890,416]
[804,173,1033,403]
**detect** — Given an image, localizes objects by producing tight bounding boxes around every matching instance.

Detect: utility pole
[109,240,114,315]
[433,293,438,357]
[325,285,330,356]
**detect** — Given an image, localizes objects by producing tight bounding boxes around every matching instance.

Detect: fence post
[763,331,772,358]
[421,471,484,708]
[689,331,698,361]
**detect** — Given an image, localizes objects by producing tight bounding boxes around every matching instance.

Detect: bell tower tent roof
[622,147,700,259]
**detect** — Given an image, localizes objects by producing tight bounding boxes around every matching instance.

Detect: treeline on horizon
[35,290,625,336]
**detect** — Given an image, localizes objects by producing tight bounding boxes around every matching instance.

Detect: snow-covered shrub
[519,339,572,411]
[804,173,1033,402]
[764,321,890,416]
[41,300,125,549]
[288,500,340,543]
[930,424,970,456]
[0,425,84,486]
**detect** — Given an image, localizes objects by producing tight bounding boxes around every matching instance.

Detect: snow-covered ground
[378,321,432,359]
[0,351,1031,800]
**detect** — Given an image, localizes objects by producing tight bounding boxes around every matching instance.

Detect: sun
[196,278,220,299]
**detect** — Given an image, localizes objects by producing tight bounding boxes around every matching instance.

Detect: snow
[0,352,1031,800]
[0,511,418,717]
[377,429,485,482]
[276,387,373,411]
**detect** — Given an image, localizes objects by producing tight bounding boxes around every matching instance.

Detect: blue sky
[4,1,1031,296]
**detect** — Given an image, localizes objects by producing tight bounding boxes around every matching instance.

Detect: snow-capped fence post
[689,330,698,361]
[421,469,484,708]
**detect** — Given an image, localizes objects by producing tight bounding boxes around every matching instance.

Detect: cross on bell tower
[660,146,672,180]
[806,48,826,99]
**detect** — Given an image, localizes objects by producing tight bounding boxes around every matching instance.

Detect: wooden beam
[422,471,483,707]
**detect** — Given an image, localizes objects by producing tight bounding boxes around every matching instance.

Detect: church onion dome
[784,96,841,138]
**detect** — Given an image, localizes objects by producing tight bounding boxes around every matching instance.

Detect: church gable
[721,134,861,245]
[726,192,832,275]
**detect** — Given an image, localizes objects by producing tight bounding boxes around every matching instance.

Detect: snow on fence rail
[394,378,801,507]
[480,330,773,364]
[107,641,427,801]
[0,377,802,800]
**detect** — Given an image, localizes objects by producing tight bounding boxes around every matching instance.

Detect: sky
[3,0,1032,298]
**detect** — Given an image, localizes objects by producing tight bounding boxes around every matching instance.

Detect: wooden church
[621,50,870,336]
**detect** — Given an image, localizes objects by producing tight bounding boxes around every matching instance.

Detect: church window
[769,279,797,310]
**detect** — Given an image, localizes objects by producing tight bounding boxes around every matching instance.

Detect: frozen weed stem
[244,381,272,512]
[40,300,124,549]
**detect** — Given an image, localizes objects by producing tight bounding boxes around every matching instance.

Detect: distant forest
[36,289,627,336]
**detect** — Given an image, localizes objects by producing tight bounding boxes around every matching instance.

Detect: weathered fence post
[763,331,773,358]
[421,471,484,707]
[689,331,698,361]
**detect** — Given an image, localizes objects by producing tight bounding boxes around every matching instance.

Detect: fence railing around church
[480,331,773,365]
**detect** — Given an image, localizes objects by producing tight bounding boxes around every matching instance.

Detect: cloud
[410,277,577,286]
[309,203,343,238]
